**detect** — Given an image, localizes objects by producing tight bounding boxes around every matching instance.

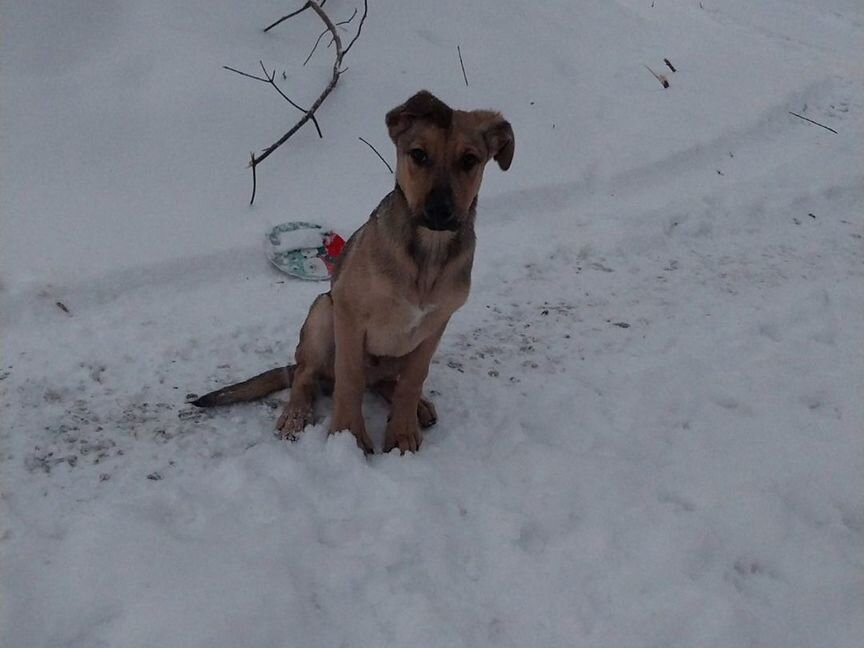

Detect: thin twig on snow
[457,45,469,87]
[788,111,838,134]
[644,64,669,89]
[358,137,393,174]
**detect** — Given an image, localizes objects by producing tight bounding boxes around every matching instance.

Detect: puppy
[193,90,514,453]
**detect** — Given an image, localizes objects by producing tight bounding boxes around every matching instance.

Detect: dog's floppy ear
[482,115,515,171]
[386,90,453,143]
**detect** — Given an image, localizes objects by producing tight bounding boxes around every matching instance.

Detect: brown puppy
[193,90,514,453]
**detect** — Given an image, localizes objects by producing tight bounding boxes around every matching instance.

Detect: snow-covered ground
[2,1,863,645]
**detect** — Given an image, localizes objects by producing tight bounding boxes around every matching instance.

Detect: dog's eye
[460,153,480,171]
[409,148,429,166]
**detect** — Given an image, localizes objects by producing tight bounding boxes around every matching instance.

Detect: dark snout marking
[422,185,457,231]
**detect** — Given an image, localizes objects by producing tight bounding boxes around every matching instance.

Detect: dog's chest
[365,299,442,357]
[405,303,438,330]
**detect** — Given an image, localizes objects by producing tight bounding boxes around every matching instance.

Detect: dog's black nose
[423,186,457,231]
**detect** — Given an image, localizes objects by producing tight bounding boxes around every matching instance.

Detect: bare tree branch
[335,9,359,28]
[222,65,267,82]
[342,0,368,56]
[263,0,328,33]
[244,1,345,203]
[230,0,367,204]
[222,62,323,139]
[358,137,393,174]
[257,60,319,127]
[303,7,357,66]
[303,30,331,67]
[250,152,258,205]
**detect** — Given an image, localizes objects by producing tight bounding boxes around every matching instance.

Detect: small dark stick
[644,65,669,88]
[55,301,71,315]
[358,137,393,174]
[457,45,469,87]
[664,58,676,73]
[788,111,838,134]
[249,152,257,206]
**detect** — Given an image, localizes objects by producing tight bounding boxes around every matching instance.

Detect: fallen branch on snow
[226,0,369,204]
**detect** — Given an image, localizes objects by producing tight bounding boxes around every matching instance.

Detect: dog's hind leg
[276,293,335,439]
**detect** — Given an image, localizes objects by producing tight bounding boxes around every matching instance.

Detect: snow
[2,1,863,646]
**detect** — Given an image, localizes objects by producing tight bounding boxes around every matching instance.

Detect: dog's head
[386,90,514,232]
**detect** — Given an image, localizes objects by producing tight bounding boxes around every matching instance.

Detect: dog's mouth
[420,218,460,232]
[419,207,460,232]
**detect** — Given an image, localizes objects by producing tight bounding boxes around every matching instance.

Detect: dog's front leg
[330,305,373,454]
[384,323,447,454]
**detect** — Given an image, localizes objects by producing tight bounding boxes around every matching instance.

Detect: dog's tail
[190,365,295,407]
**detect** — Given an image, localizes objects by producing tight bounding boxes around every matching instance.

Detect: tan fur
[193,91,514,454]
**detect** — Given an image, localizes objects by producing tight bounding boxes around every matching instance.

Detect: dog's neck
[389,184,476,264]
[375,186,476,295]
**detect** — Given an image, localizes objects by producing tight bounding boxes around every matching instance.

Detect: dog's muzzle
[421,186,458,231]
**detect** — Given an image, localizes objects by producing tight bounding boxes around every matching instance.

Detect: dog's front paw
[384,421,422,454]
[331,414,374,455]
[276,404,313,440]
[351,426,375,455]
